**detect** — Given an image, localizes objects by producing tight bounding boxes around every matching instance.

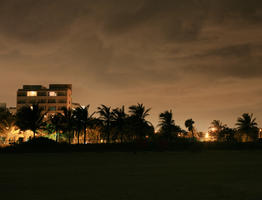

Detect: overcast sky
[0,0,262,131]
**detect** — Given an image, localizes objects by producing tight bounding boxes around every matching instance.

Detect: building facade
[17,84,72,115]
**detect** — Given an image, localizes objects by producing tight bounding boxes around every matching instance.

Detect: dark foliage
[73,105,95,144]
[158,110,184,141]
[15,104,46,137]
[0,108,15,133]
[185,119,195,138]
[236,113,259,141]
[97,104,114,143]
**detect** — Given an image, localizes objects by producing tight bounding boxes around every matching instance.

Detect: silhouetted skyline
[0,0,262,131]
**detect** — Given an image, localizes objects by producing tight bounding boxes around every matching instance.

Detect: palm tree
[129,103,150,121]
[128,103,153,140]
[16,104,46,138]
[89,118,104,143]
[50,113,64,142]
[236,113,258,142]
[210,120,224,132]
[61,107,74,144]
[73,105,95,144]
[73,114,83,145]
[185,119,195,139]
[158,110,181,141]
[219,127,236,142]
[97,105,113,143]
[112,106,127,143]
[209,120,225,141]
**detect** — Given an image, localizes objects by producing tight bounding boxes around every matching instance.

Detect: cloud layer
[0,0,262,130]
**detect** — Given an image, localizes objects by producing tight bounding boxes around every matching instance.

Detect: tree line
[0,103,261,144]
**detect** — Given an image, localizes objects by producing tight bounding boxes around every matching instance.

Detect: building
[17,84,72,115]
[0,103,7,110]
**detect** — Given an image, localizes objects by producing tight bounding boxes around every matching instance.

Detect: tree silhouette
[112,106,127,143]
[219,127,236,142]
[209,120,226,141]
[73,112,82,144]
[185,119,195,139]
[236,113,258,142]
[15,104,46,138]
[73,105,95,144]
[129,103,150,120]
[61,107,74,144]
[210,120,224,131]
[129,103,153,140]
[97,105,113,143]
[158,110,182,141]
[50,113,64,142]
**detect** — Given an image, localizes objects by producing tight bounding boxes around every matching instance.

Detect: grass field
[1,151,262,200]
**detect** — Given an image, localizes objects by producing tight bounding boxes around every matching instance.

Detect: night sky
[0,0,262,131]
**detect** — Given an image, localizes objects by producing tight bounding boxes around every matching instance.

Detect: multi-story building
[17,84,72,115]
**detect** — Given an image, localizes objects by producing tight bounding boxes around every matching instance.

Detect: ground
[0,151,262,200]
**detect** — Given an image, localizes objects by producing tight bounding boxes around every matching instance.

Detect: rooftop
[19,84,72,91]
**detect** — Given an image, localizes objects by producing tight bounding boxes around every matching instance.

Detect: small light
[211,127,217,132]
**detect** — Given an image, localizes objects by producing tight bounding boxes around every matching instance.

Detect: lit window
[27,91,37,96]
[49,91,57,96]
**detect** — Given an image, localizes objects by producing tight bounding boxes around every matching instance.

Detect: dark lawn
[0,151,262,200]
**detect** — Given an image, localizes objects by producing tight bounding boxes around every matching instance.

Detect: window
[58,106,64,111]
[29,100,37,104]
[48,106,56,111]
[40,106,46,110]
[17,100,26,104]
[38,92,47,96]
[49,91,57,96]
[57,92,67,96]
[27,91,37,96]
[48,99,56,103]
[38,99,47,103]
[17,92,26,96]
[58,99,67,104]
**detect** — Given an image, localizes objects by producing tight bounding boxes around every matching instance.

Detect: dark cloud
[207,0,262,24]
[0,0,89,42]
[100,0,207,43]
[204,44,253,58]
[176,44,262,79]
